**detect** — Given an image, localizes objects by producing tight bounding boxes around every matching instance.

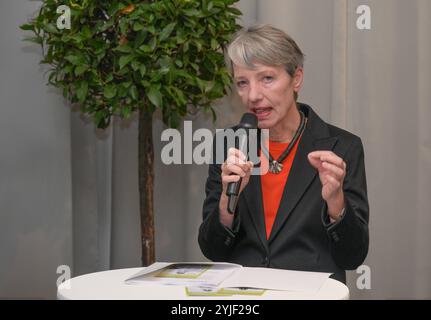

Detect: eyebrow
[234,70,276,80]
[256,70,276,76]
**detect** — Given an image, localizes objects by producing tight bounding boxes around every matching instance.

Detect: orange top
[261,136,302,239]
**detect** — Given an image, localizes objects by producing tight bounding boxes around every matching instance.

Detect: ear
[293,67,304,93]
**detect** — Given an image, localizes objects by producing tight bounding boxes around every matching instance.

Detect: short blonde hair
[226,24,304,78]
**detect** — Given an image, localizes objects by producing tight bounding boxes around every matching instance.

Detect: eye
[236,80,248,88]
[262,76,273,83]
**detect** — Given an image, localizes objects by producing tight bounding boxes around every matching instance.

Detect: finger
[228,148,246,162]
[221,161,230,174]
[321,174,341,200]
[226,154,246,166]
[319,152,344,168]
[322,161,345,180]
[307,153,323,169]
[240,161,254,174]
[323,173,341,190]
[222,160,251,177]
[309,151,346,170]
[249,161,254,172]
[308,151,329,160]
[243,161,254,173]
[309,150,337,162]
[222,175,241,184]
[223,164,247,177]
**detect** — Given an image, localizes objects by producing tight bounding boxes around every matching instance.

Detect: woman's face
[233,62,303,130]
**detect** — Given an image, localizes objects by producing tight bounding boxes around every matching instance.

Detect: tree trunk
[138,108,155,266]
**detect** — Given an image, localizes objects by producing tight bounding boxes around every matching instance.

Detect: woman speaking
[198,25,369,283]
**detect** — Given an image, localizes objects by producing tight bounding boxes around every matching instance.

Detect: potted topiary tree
[20,0,241,266]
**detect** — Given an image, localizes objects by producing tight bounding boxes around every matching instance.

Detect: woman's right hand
[221,148,254,195]
[219,148,254,227]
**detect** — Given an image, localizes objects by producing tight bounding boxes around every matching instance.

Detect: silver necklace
[261,110,306,174]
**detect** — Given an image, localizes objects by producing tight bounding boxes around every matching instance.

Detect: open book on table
[125,262,332,296]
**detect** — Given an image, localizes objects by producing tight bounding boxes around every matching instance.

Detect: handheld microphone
[226,113,258,214]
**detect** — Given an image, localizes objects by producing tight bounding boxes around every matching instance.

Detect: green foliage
[21,0,241,128]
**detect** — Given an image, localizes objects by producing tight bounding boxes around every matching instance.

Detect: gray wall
[0,1,72,298]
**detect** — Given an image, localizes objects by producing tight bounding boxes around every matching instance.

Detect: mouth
[252,107,272,120]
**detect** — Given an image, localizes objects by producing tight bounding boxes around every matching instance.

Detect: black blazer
[198,103,369,283]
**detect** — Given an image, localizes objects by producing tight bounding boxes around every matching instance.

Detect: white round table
[57,267,349,300]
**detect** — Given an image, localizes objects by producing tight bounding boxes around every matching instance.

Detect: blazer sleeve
[198,139,240,261]
[321,136,370,270]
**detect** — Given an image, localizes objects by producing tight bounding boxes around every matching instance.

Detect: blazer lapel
[267,125,338,244]
[243,174,269,252]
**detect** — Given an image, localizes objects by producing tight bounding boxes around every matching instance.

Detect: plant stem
[138,106,155,266]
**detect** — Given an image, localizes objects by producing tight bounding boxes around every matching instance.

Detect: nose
[248,81,263,103]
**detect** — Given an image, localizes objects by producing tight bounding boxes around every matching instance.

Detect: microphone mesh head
[239,113,258,129]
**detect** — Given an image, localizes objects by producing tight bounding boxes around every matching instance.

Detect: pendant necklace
[262,110,306,174]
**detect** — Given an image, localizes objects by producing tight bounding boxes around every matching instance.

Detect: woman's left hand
[308,151,346,220]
